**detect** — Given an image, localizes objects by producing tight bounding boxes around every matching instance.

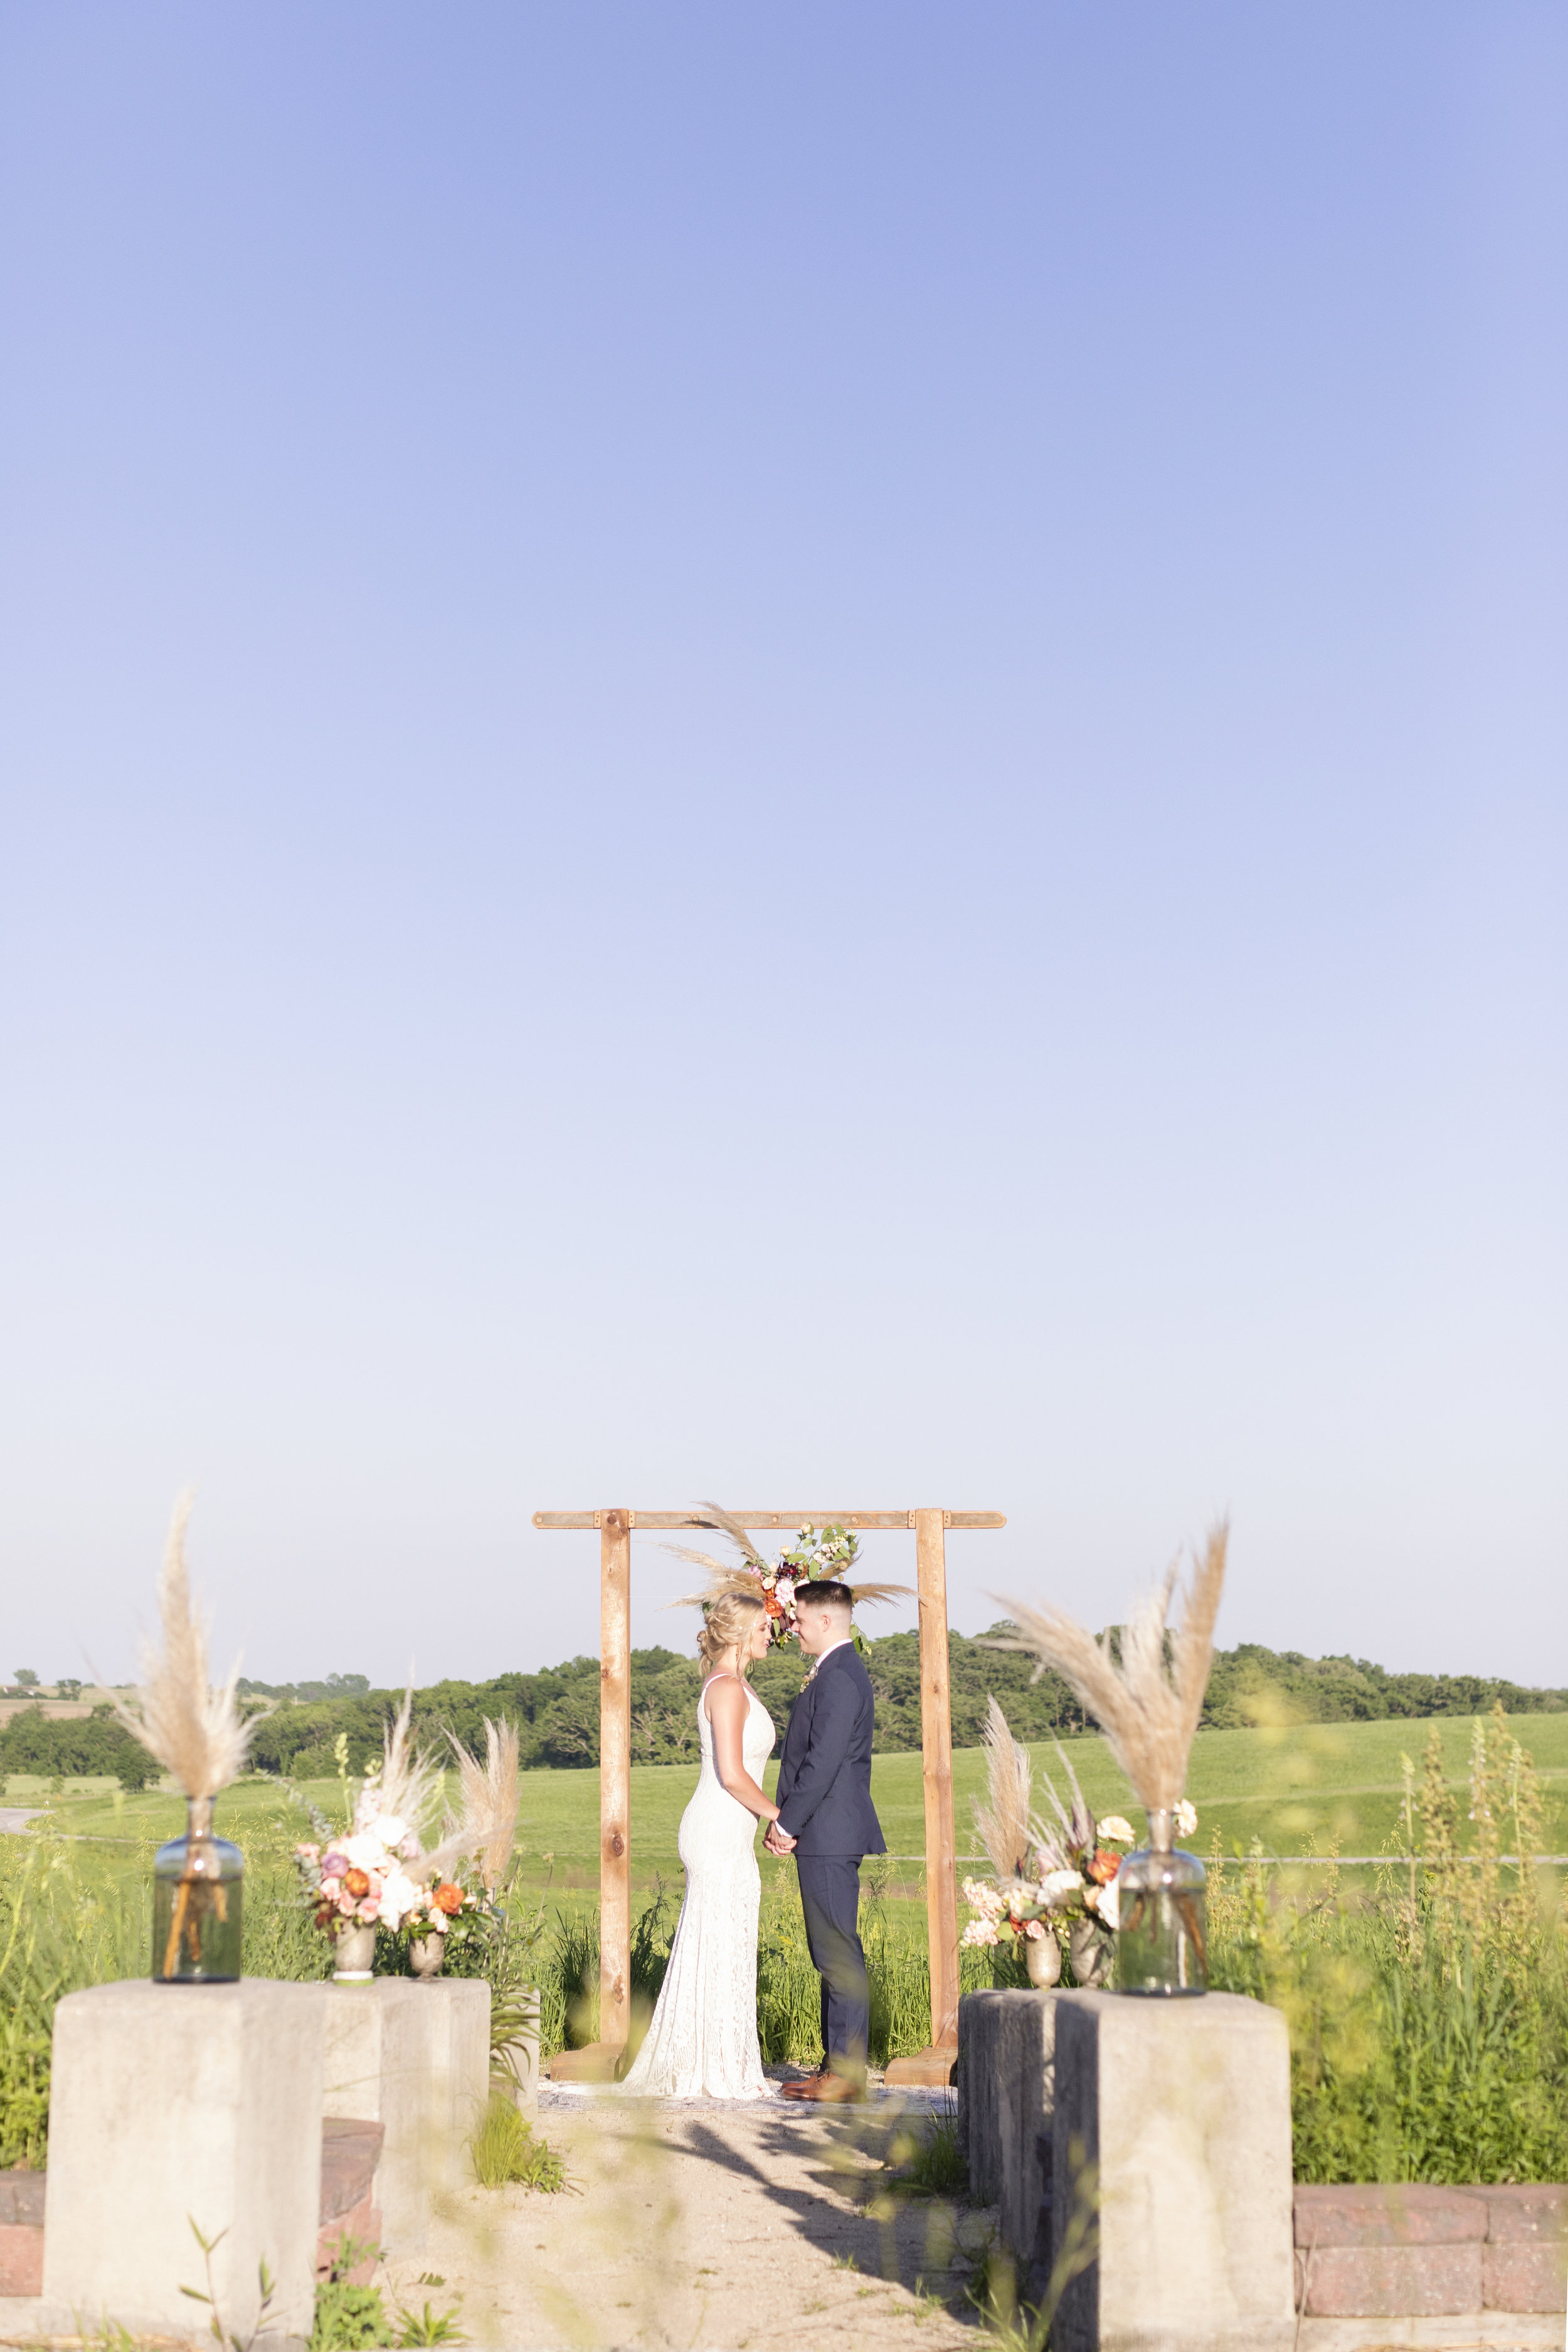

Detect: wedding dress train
[620,1674,775,2100]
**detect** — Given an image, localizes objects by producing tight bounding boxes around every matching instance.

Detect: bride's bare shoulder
[702,1673,748,1722]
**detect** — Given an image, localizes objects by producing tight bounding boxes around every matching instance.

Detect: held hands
[764,1819,797,1854]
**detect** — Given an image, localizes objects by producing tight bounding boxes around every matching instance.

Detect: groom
[763,1581,886,2103]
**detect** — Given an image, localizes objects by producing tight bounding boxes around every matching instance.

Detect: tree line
[233,1630,1565,1778]
[4,1636,1560,1788]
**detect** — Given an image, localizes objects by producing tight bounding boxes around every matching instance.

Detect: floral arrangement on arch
[664,1503,913,1651]
[292,1701,521,1973]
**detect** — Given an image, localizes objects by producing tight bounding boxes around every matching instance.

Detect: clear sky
[1,4,1562,1692]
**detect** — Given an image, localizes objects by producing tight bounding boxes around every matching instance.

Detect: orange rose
[433,1882,464,1915]
[763,1594,785,1618]
[344,1867,371,1899]
[1086,1850,1120,1885]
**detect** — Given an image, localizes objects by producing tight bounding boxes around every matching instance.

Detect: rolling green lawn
[24,1710,1568,1910]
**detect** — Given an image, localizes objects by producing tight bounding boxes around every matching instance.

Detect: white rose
[378,1870,424,1931]
[1095,1875,1121,1932]
[1175,1800,1198,1840]
[1098,1816,1135,1845]
[1040,1869,1084,1909]
[343,1832,386,1872]
[371,1814,408,1850]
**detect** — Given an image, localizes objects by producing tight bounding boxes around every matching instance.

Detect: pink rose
[356,1898,381,1924]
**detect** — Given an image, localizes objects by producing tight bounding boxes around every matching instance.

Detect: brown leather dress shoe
[780,2072,866,2104]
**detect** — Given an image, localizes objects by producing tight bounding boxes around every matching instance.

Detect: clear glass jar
[152,1796,243,1983]
[1115,1808,1207,1996]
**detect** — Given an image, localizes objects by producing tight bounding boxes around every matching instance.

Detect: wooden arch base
[534,1507,1005,2087]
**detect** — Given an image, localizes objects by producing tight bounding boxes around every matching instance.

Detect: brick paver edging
[1295,2182,1568,2317]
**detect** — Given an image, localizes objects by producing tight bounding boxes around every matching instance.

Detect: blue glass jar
[152,1796,243,1982]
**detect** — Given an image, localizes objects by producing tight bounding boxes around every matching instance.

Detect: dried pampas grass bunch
[358,1687,444,1844]
[447,1717,521,1892]
[112,1491,260,1799]
[973,1696,1035,1882]
[663,1501,913,1614]
[990,1522,1229,1816]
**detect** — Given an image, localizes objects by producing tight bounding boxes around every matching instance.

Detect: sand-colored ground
[401,2086,995,2350]
[401,2086,1566,2352]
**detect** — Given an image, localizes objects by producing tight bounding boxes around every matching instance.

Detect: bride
[621,1590,781,2099]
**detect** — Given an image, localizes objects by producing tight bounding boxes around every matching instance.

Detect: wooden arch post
[534,1507,1005,2085]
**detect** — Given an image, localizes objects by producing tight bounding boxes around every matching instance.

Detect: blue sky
[1,4,1562,1688]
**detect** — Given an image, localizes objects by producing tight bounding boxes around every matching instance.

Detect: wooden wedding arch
[536,1506,1005,2086]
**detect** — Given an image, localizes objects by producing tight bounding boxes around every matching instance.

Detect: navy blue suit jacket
[774,1642,887,1858]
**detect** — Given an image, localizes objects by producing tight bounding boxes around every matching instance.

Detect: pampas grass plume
[991,1522,1229,1815]
[973,1696,1034,1882]
[448,1717,521,1891]
[112,1490,260,1801]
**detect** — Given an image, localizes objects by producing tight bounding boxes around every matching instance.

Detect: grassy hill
[40,1708,1568,1905]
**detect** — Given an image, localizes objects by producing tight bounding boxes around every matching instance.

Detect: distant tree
[0,1705,157,1790]
[55,1678,83,1703]
[13,1670,38,1689]
[536,1686,601,1766]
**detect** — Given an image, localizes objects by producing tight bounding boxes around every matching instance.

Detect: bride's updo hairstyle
[697,1589,766,1673]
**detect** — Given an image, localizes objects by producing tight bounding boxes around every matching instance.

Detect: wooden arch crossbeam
[533,1506,1006,2086]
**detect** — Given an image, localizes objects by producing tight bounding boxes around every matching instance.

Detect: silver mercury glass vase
[1114,1807,1207,1995]
[1110,1806,1213,1994]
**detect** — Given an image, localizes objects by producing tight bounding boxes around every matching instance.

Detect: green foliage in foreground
[467,2092,573,2192]
[310,2235,467,2349]
[1207,1710,1568,2183]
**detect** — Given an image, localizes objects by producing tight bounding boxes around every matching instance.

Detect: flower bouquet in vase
[295,1703,521,1983]
[989,1523,1227,1996]
[959,1698,1140,1988]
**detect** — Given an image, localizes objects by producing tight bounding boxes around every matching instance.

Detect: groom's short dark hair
[801,1581,854,1614]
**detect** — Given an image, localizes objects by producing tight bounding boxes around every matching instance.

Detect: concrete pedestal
[319,1979,489,2255]
[42,1979,325,2348]
[956,1989,1061,2262]
[1052,1990,1295,2352]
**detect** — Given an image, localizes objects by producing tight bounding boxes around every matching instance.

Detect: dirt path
[403,2085,999,2351]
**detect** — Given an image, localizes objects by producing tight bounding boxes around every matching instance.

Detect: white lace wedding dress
[620,1674,776,2100]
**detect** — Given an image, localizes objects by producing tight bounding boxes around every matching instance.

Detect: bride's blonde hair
[696,1589,766,1673]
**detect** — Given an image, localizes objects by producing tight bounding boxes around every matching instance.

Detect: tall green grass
[8,1707,1565,2188]
[1208,1710,1568,2183]
[538,1860,1024,2069]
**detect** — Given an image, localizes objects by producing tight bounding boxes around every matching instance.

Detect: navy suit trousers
[795,1855,869,2072]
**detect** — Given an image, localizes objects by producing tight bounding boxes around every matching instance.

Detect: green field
[28,1708,1568,1900]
